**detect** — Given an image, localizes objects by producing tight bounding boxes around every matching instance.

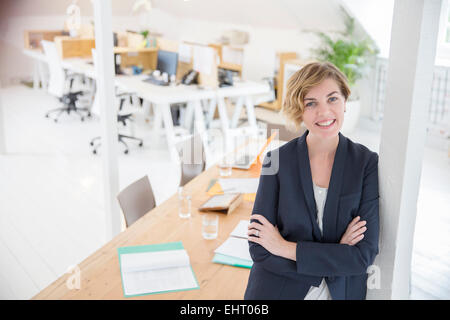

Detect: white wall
[341,0,395,58]
[176,18,322,81]
[0,0,351,85]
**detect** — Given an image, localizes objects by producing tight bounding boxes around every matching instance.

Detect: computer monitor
[156,50,178,77]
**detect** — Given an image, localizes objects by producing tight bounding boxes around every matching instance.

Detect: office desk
[215,81,270,143]
[61,57,96,79]
[23,52,271,160]
[115,75,217,159]
[33,164,260,299]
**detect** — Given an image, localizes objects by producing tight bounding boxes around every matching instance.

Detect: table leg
[206,98,216,128]
[160,103,179,161]
[152,103,163,133]
[230,96,244,128]
[217,97,233,152]
[37,61,48,91]
[244,95,258,135]
[193,100,207,135]
[33,62,40,90]
[183,102,195,131]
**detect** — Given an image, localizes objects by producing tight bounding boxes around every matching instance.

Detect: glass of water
[218,157,232,177]
[202,214,219,240]
[178,187,191,219]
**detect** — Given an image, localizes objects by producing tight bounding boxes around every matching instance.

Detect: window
[446,4,450,44]
[437,0,450,59]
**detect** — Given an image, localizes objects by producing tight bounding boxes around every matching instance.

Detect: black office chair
[90,93,143,155]
[45,90,92,122]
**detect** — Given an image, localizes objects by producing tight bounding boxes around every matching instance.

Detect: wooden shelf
[219,62,242,73]
[24,30,65,51]
[113,47,158,54]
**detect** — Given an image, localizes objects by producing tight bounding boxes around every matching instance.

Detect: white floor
[0,85,448,299]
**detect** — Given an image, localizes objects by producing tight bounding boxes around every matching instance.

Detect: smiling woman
[283,61,350,134]
[244,61,380,300]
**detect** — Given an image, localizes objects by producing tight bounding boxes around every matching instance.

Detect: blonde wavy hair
[282,61,351,130]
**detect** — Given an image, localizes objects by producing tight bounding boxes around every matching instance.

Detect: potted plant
[310,8,379,134]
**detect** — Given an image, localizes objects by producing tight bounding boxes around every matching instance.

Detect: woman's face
[302,78,345,140]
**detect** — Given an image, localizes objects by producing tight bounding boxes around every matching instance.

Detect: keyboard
[143,76,169,86]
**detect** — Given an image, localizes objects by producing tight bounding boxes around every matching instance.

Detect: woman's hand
[248,214,294,259]
[340,216,367,246]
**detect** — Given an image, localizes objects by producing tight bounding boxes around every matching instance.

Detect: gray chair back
[266,122,305,141]
[176,134,206,187]
[117,176,156,227]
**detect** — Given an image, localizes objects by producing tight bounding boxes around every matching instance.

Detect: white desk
[24,51,271,160]
[61,58,96,79]
[115,75,217,160]
[215,81,270,146]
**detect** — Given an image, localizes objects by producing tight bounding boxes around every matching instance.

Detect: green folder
[212,253,253,269]
[117,241,199,298]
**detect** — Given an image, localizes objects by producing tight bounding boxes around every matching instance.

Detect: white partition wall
[367,0,442,299]
[92,0,121,240]
[0,93,5,154]
[0,95,6,154]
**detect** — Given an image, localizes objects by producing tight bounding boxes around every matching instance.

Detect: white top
[303,182,333,300]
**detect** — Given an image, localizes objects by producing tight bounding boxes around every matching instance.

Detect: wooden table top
[33,164,260,300]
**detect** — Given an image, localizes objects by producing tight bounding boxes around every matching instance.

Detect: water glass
[218,158,232,177]
[202,214,219,240]
[178,187,191,219]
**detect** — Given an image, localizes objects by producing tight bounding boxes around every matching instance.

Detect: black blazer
[244,130,379,300]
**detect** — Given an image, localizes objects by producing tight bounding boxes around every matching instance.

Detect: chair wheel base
[139,142,143,147]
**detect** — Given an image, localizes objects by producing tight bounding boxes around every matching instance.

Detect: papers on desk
[230,219,250,239]
[218,178,259,194]
[213,220,253,268]
[193,46,215,75]
[118,242,199,297]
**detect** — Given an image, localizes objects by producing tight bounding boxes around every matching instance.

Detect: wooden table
[33,164,260,299]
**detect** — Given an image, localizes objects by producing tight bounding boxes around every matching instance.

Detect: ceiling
[1,0,347,32]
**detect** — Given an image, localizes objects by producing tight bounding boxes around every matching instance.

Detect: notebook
[118,242,199,297]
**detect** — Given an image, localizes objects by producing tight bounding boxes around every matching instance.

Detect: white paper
[178,43,192,63]
[218,178,259,194]
[121,249,190,272]
[222,46,243,65]
[230,220,250,239]
[214,237,251,261]
[120,249,198,296]
[193,45,215,75]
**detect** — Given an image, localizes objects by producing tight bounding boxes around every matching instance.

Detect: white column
[367,0,442,300]
[92,0,121,240]
[0,93,5,154]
